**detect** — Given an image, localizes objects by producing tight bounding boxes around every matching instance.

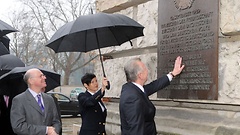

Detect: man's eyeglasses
[40,74,46,78]
[31,74,46,79]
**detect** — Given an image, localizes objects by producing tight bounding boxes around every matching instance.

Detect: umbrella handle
[106,81,110,90]
[104,74,110,90]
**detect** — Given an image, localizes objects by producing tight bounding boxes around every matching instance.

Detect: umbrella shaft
[95,28,106,77]
[98,48,106,77]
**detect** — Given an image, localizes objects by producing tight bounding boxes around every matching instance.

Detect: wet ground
[61,115,167,135]
[62,115,80,135]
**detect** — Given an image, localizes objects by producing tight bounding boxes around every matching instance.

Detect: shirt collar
[87,89,100,95]
[87,90,94,95]
[28,88,41,98]
[132,82,144,93]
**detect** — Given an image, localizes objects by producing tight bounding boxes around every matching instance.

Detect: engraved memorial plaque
[157,0,219,100]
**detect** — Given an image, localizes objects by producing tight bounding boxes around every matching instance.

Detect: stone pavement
[60,114,176,135]
[62,116,80,135]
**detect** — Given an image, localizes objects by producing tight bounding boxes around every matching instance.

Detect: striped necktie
[37,94,44,112]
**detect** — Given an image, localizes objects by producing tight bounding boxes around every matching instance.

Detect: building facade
[92,0,240,134]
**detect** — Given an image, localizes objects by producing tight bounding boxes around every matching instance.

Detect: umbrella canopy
[46,12,144,53]
[0,65,61,95]
[0,42,10,56]
[46,13,144,89]
[0,54,25,76]
[46,13,144,90]
[0,19,18,37]
[0,35,10,50]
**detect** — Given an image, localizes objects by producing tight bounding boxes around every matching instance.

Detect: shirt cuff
[167,74,173,81]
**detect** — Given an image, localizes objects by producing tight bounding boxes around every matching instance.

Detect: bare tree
[10,0,97,85]
[9,10,48,66]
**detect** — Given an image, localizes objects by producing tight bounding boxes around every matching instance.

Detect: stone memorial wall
[157,0,219,100]
[96,0,240,103]
[90,0,240,134]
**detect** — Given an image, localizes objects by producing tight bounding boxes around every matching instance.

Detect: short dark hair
[81,73,96,86]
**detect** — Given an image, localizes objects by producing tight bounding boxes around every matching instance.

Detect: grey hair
[23,68,39,84]
[124,58,143,82]
[23,71,31,84]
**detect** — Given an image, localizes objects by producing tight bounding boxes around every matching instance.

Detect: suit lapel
[86,91,106,115]
[25,90,44,116]
[42,93,48,118]
[98,99,107,119]
[85,91,92,97]
[99,100,106,111]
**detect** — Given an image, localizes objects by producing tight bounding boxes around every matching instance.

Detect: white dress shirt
[28,89,45,107]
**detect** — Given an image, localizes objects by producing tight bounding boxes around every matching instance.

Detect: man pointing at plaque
[120,56,185,135]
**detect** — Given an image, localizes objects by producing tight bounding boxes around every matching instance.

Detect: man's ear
[137,72,142,80]
[83,83,88,88]
[28,78,33,85]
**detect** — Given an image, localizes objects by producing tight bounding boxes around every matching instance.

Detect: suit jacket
[0,95,16,135]
[51,94,62,135]
[119,75,170,135]
[78,90,107,135]
[10,89,61,135]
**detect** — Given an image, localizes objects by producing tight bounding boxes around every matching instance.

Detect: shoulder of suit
[77,92,87,99]
[16,90,28,98]
[122,82,131,88]
[42,93,52,98]
[79,91,87,96]
[122,82,138,91]
[12,91,28,102]
[121,85,139,96]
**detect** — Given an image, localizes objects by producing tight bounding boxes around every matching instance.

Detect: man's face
[138,61,148,84]
[31,70,47,89]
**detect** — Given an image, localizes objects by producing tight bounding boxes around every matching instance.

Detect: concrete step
[105,101,240,135]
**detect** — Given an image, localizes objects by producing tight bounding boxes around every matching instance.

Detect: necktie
[37,94,44,112]
[4,95,9,107]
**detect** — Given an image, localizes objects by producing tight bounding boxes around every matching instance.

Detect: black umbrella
[0,54,25,76]
[46,12,144,89]
[0,42,10,56]
[0,36,10,51]
[0,19,18,37]
[0,65,61,95]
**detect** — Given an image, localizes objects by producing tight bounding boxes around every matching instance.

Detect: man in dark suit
[51,93,62,135]
[42,88,62,135]
[120,56,185,135]
[78,73,108,135]
[10,68,61,135]
[0,94,16,135]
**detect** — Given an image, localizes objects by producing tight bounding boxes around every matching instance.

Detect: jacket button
[95,110,97,112]
[99,122,101,124]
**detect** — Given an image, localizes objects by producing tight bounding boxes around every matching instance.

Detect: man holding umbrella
[10,68,61,135]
